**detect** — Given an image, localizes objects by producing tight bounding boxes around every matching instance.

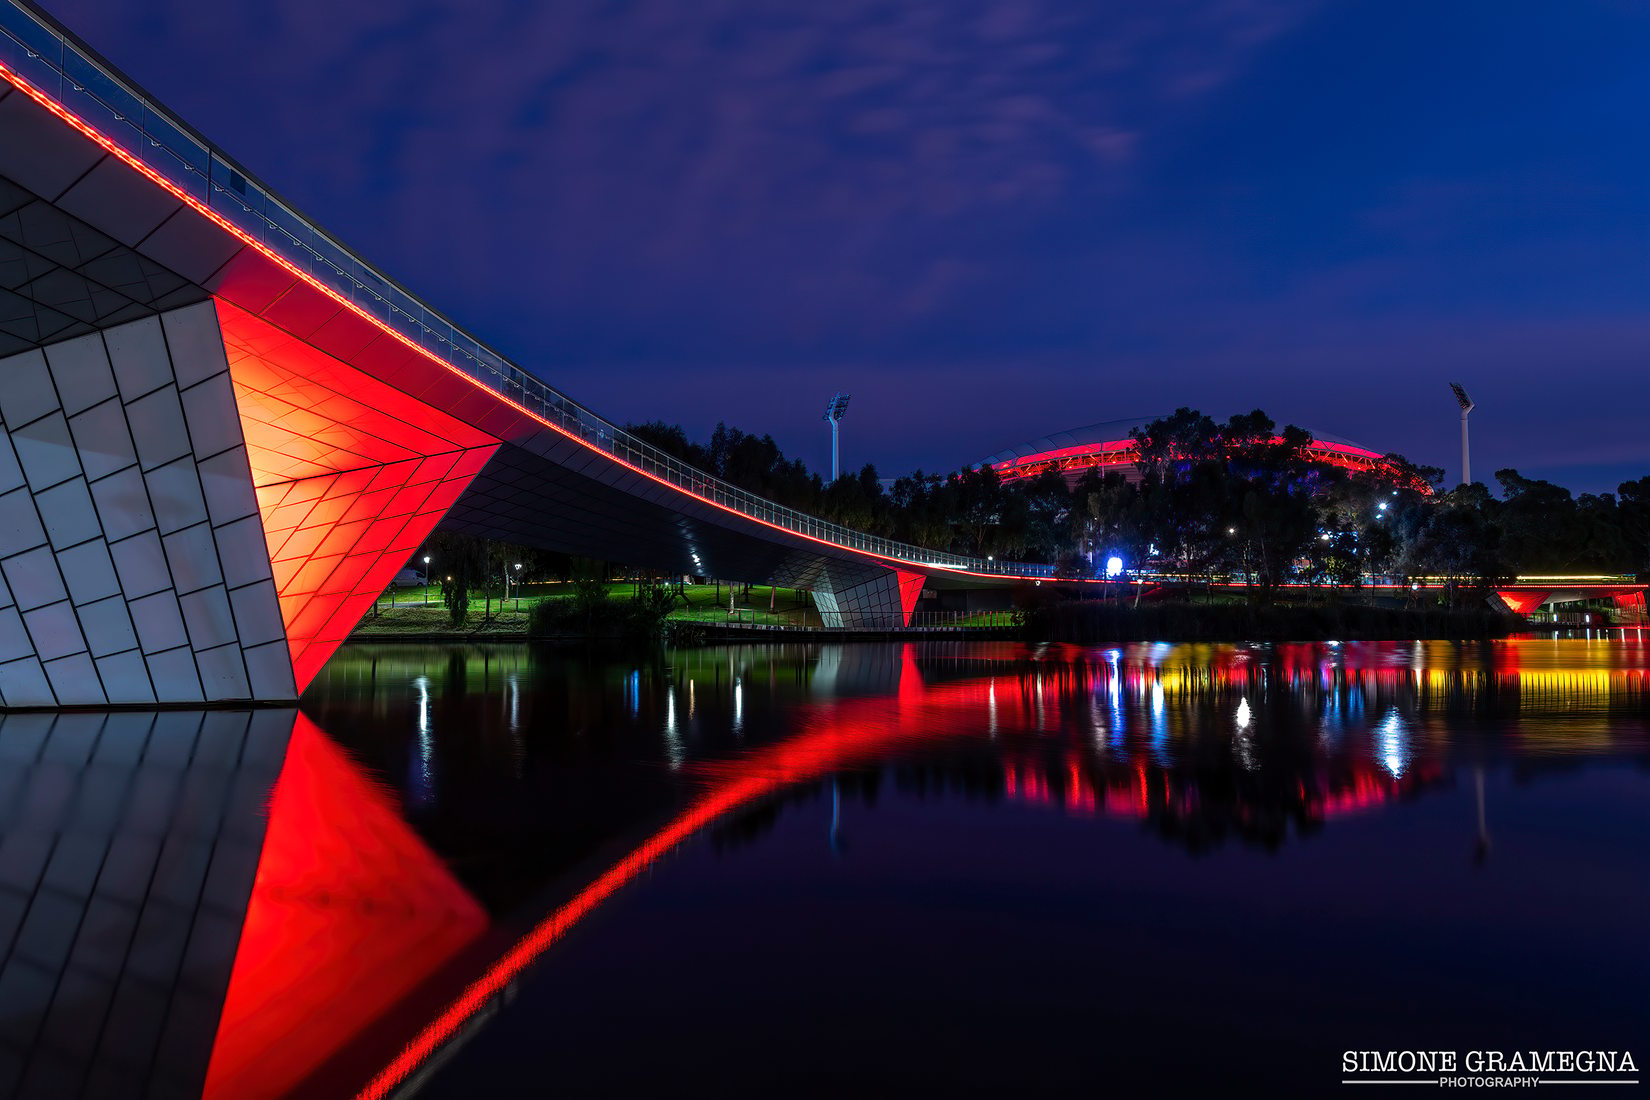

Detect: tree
[429,530,485,627]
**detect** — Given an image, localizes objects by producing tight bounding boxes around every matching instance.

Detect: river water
[3,637,1647,1097]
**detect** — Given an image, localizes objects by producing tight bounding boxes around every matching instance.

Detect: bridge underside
[0,81,931,706]
[1492,588,1646,621]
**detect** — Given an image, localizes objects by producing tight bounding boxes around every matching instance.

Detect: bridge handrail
[0,0,1054,581]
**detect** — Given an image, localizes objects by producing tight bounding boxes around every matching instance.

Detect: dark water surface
[3,637,1647,1098]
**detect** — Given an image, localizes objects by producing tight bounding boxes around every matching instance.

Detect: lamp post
[513,562,522,609]
[422,555,432,607]
[821,392,851,482]
[1449,382,1475,487]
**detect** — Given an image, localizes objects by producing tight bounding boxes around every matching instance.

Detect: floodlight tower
[822,392,852,482]
[1449,382,1475,486]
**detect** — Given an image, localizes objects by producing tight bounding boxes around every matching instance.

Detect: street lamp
[1449,382,1475,487]
[422,555,432,607]
[513,562,522,608]
[821,392,851,482]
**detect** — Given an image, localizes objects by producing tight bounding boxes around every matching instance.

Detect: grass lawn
[354,581,821,635]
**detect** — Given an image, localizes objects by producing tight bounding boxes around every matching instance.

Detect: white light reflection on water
[1378,709,1409,777]
[1107,650,1124,747]
[1234,696,1255,770]
[1150,680,1167,764]
[508,673,525,778]
[411,674,435,805]
[664,689,684,771]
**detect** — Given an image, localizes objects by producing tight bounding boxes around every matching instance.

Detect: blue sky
[48,0,1650,493]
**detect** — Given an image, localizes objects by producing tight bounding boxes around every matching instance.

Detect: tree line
[628,410,1650,592]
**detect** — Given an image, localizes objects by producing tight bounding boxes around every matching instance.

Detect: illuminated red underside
[216,302,501,691]
[1494,589,1550,617]
[990,436,1431,494]
[203,714,488,1100]
[894,568,926,623]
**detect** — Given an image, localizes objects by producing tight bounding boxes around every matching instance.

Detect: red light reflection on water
[281,639,1640,1097]
[356,662,1005,1098]
[203,716,487,1100]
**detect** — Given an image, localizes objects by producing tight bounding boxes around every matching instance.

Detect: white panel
[128,592,188,654]
[178,374,242,459]
[67,398,139,482]
[2,546,67,611]
[42,652,106,706]
[75,595,139,659]
[33,477,100,551]
[141,646,203,704]
[196,448,259,528]
[103,315,172,399]
[94,650,156,705]
[109,532,171,599]
[161,523,222,595]
[0,302,305,707]
[0,349,57,428]
[0,655,55,707]
[179,586,236,651]
[124,386,190,472]
[0,431,23,494]
[194,643,250,702]
[11,413,81,491]
[227,581,284,647]
[22,601,84,662]
[161,302,231,390]
[242,640,297,700]
[143,457,208,536]
[0,606,31,662]
[212,514,273,589]
[88,466,156,543]
[43,333,117,417]
[0,485,47,557]
[55,541,121,607]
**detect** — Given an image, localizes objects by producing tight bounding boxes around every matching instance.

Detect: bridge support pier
[812,565,924,629]
[0,299,498,708]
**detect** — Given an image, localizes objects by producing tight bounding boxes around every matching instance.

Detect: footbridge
[0,0,1048,706]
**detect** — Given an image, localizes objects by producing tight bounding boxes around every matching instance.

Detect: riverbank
[350,581,819,640]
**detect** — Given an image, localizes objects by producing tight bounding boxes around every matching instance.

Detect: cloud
[52,0,1317,336]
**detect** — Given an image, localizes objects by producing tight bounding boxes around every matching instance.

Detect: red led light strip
[0,63,1031,590]
[989,436,1424,492]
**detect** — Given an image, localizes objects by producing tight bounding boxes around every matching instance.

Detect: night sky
[44,0,1650,494]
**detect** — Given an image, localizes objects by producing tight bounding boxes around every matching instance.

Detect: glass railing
[0,0,1055,580]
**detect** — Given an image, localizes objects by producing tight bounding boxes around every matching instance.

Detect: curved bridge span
[0,0,1045,706]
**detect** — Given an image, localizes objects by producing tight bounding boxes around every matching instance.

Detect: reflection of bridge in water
[8,639,1641,1097]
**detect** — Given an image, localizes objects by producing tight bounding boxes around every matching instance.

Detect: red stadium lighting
[981,421,1432,495]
